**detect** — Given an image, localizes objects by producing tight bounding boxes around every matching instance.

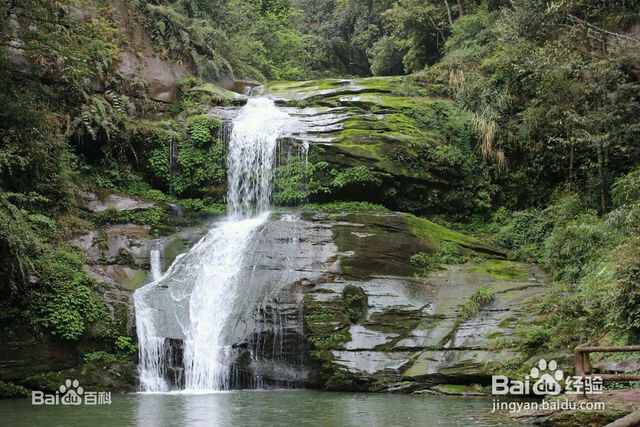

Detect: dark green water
[0,390,518,426]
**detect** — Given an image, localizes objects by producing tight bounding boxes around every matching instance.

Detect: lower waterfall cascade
[134,97,308,392]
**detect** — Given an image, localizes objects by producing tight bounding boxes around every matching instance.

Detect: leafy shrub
[178,199,226,216]
[93,207,170,234]
[185,115,222,147]
[492,209,553,262]
[331,167,382,188]
[34,246,107,340]
[114,336,137,355]
[0,196,38,298]
[342,285,368,324]
[542,213,615,283]
[518,324,552,352]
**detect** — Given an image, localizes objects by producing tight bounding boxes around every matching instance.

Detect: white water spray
[149,243,163,282]
[135,98,303,392]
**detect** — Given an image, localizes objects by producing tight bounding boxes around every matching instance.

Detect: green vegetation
[35,246,108,341]
[302,202,389,213]
[93,207,170,234]
[405,213,497,254]
[342,285,368,324]
[459,287,495,320]
[1,0,639,395]
[410,241,474,275]
[468,260,529,281]
[498,182,640,349]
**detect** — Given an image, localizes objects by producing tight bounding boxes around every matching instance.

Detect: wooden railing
[575,346,640,382]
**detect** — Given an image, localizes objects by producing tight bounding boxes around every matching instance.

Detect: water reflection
[0,391,518,427]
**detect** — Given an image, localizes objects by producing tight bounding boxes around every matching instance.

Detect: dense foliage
[0,0,639,362]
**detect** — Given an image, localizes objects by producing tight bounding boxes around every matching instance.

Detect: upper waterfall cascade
[134,97,306,392]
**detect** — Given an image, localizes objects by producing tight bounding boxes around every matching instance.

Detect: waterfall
[134,98,304,392]
[149,242,163,282]
[227,97,293,216]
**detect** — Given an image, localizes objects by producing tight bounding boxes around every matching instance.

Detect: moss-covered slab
[426,384,488,396]
[266,76,400,103]
[294,211,549,392]
[271,76,490,216]
[189,83,248,103]
[404,214,505,256]
[467,259,530,281]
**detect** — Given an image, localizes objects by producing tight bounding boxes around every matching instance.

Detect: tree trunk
[456,0,465,16]
[443,0,453,25]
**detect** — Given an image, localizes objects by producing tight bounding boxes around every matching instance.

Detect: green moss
[267,76,399,103]
[323,94,429,111]
[404,213,500,254]
[93,207,170,235]
[321,367,366,391]
[341,113,424,139]
[468,260,529,281]
[189,83,247,104]
[302,202,389,212]
[334,128,418,145]
[411,242,475,275]
[364,308,422,335]
[307,329,350,351]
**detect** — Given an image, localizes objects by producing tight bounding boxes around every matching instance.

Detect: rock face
[76,191,157,213]
[291,211,544,392]
[265,77,490,215]
[137,210,547,391]
[112,0,191,103]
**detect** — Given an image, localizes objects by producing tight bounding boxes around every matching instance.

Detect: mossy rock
[404,214,505,256]
[272,76,492,217]
[189,83,247,104]
[267,76,399,103]
[467,260,529,281]
[320,365,369,391]
[429,384,487,396]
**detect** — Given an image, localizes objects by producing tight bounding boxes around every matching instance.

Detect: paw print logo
[60,379,84,405]
[530,359,563,396]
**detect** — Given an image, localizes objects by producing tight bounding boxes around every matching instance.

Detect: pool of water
[0,390,519,426]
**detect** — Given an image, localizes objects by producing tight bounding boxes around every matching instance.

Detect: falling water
[134,97,304,392]
[149,242,163,282]
[227,98,293,216]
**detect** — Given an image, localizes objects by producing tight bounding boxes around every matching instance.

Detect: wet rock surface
[290,212,545,391]
[140,210,548,390]
[76,191,158,213]
[264,77,487,215]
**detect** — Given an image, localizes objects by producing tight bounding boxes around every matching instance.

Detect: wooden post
[575,348,584,377]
